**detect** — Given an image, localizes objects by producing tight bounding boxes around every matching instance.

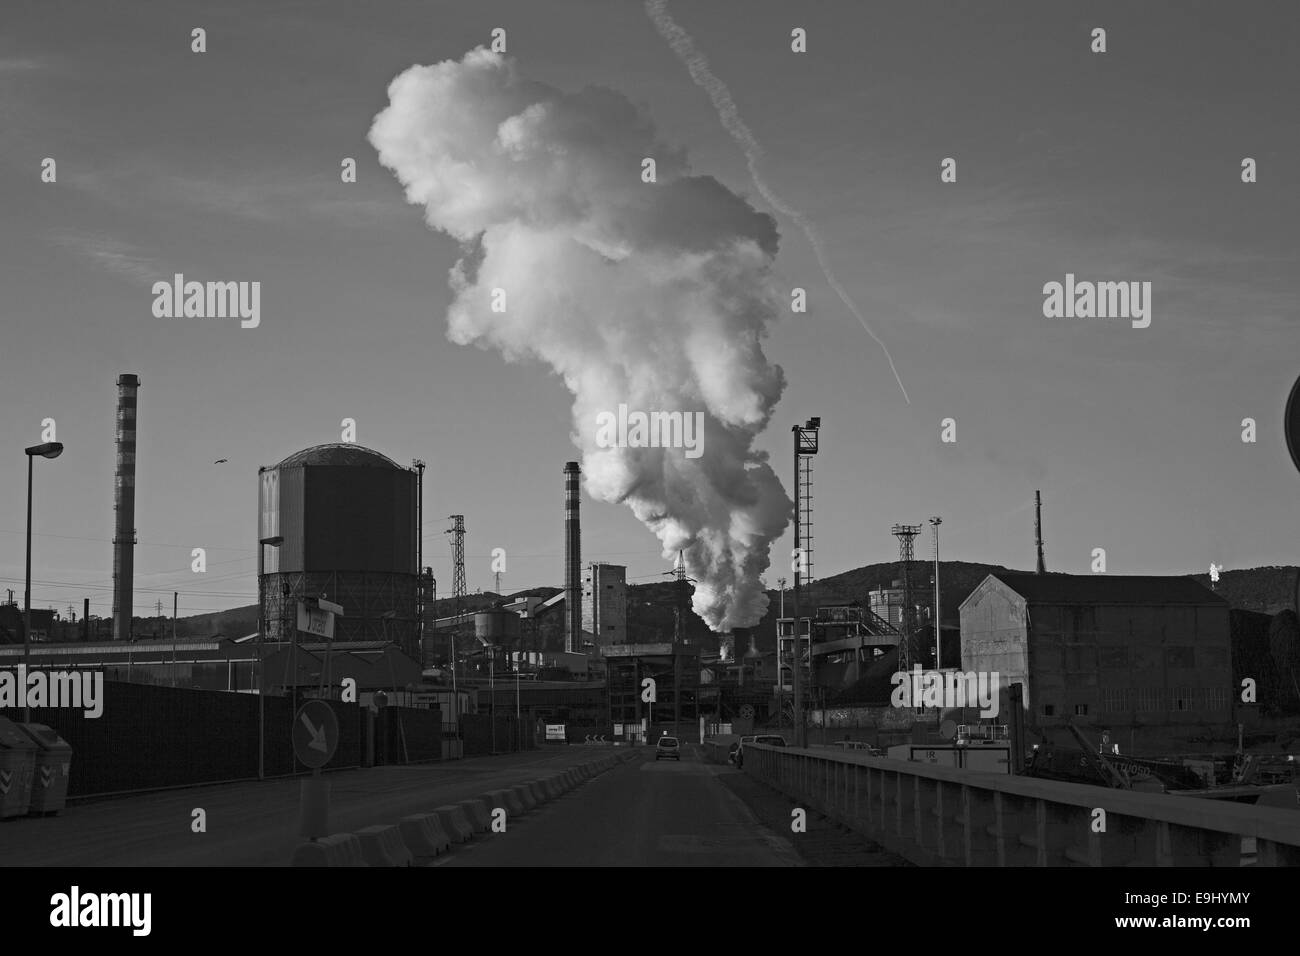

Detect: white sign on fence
[545,723,566,741]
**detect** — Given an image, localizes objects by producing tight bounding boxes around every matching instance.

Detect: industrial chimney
[112,374,140,641]
[1034,490,1046,575]
[564,461,581,654]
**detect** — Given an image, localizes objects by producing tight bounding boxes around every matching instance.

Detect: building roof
[987,572,1227,606]
[271,443,402,470]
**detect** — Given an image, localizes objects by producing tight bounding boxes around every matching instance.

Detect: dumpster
[20,723,72,815]
[0,717,37,819]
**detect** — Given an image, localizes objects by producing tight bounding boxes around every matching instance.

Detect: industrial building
[605,642,700,741]
[582,563,627,647]
[258,444,421,661]
[959,572,1233,732]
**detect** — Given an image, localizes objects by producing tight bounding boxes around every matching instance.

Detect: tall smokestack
[1034,490,1046,575]
[564,461,581,654]
[113,374,140,641]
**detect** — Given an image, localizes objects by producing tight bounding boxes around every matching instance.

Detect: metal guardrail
[740,743,1300,866]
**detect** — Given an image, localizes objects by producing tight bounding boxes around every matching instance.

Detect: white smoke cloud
[369,48,792,631]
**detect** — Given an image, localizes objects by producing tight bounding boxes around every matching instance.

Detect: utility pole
[929,518,942,669]
[447,515,466,665]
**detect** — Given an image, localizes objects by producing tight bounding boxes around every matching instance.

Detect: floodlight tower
[892,524,922,673]
[791,417,820,748]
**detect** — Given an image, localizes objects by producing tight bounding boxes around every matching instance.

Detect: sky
[1,0,1297,624]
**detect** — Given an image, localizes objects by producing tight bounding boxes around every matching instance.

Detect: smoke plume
[369,48,792,631]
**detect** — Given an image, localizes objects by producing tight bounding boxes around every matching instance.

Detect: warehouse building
[959,572,1232,733]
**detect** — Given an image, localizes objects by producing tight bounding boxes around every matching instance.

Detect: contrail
[645,0,910,404]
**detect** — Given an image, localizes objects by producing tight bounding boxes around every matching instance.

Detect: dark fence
[379,705,443,764]
[0,680,360,798]
[461,713,534,756]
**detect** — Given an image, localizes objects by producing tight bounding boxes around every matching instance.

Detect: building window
[1043,704,1055,717]
[1075,704,1088,716]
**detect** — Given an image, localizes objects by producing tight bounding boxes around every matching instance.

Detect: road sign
[739,704,755,719]
[1287,373,1300,475]
[545,723,566,741]
[292,700,339,769]
[297,602,335,639]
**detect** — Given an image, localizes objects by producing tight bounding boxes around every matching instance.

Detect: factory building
[605,642,700,741]
[959,572,1232,733]
[582,563,627,647]
[258,444,420,661]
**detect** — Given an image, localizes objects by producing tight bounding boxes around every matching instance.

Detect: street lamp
[24,442,63,722]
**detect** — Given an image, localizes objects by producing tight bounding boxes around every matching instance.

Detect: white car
[655,736,681,761]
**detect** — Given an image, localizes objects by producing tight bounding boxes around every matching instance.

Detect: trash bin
[0,717,37,819]
[20,723,72,815]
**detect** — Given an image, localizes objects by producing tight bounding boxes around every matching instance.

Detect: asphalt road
[437,744,802,866]
[0,748,623,866]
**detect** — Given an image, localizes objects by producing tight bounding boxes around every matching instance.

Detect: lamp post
[24,442,64,722]
[257,534,283,780]
[930,516,942,669]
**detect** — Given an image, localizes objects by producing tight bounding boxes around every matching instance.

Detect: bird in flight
[213,458,229,464]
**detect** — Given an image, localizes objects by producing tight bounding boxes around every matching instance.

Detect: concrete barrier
[354,824,414,867]
[541,775,564,798]
[527,780,548,804]
[458,797,494,832]
[432,805,475,843]
[488,787,524,816]
[398,813,451,862]
[742,743,1300,867]
[291,832,368,867]
[512,783,537,811]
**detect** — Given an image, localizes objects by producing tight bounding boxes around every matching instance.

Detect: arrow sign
[39,766,53,788]
[292,700,339,769]
[300,712,328,752]
[0,769,11,796]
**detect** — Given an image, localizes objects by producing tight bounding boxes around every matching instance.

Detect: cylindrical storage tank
[474,610,520,643]
[258,443,419,659]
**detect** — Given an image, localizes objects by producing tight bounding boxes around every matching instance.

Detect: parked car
[834,740,882,755]
[655,735,681,761]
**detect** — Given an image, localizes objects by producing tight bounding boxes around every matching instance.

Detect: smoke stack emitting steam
[112,373,139,641]
[370,49,792,631]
